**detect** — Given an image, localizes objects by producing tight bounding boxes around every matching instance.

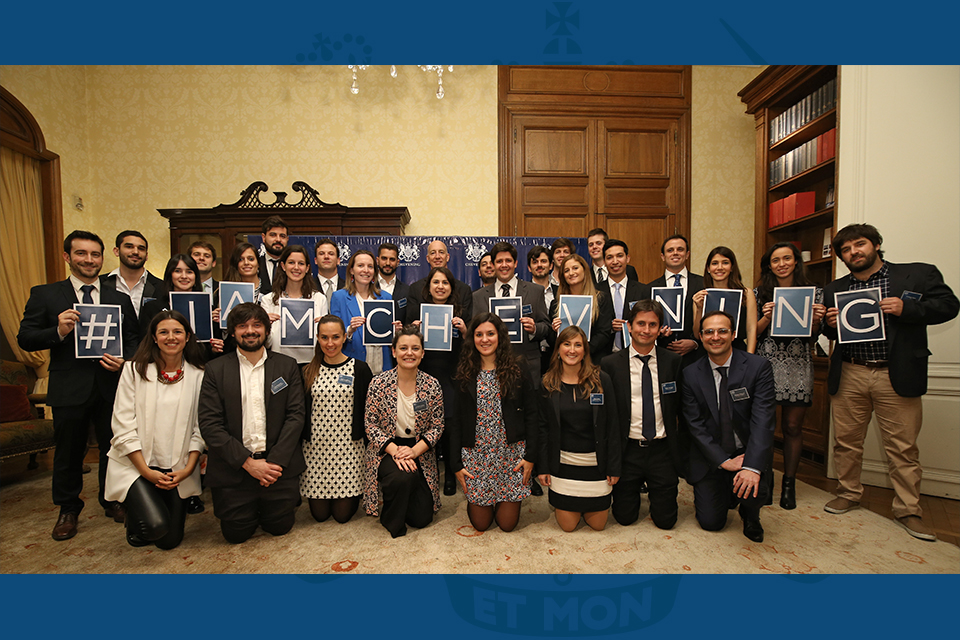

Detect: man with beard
[407,239,473,322]
[257,216,289,297]
[101,230,164,317]
[18,230,139,540]
[377,242,411,325]
[527,245,555,376]
[822,224,958,541]
[477,251,496,288]
[198,303,306,543]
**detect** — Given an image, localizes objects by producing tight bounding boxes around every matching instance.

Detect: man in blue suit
[682,310,775,542]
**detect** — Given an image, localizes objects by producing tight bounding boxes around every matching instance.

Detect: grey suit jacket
[472,279,550,385]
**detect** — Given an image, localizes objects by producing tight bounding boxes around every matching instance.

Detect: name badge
[661,381,677,395]
[522,304,532,315]
[337,374,354,386]
[413,400,427,413]
[397,298,408,309]
[901,290,922,302]
[142,297,156,305]
[271,377,288,394]
[590,393,604,405]
[730,387,750,402]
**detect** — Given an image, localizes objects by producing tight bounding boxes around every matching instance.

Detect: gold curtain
[1,145,51,392]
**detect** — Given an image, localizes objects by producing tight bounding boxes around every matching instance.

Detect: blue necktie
[80,284,94,304]
[673,273,682,287]
[639,355,656,441]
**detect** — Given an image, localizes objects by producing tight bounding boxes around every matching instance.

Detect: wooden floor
[4,448,958,547]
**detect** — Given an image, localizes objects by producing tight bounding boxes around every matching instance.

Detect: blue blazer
[330,288,394,368]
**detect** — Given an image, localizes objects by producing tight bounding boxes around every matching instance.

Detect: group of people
[17,217,957,550]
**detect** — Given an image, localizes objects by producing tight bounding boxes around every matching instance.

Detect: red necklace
[159,365,184,385]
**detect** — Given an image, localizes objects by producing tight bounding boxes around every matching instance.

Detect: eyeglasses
[701,328,731,337]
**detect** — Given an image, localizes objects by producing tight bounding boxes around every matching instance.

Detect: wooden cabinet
[740,66,840,466]
[499,66,690,283]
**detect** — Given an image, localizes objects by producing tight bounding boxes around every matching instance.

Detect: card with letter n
[836,287,886,344]
[489,296,523,344]
[279,298,316,347]
[771,286,817,338]
[703,289,743,337]
[218,282,256,329]
[362,299,394,346]
[73,304,122,359]
[558,295,593,340]
[170,291,214,342]
[651,287,684,331]
[622,300,638,347]
[420,303,453,351]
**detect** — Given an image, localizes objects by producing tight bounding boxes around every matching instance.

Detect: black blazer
[389,279,412,325]
[257,254,282,297]
[537,370,621,478]
[198,350,306,487]
[647,271,706,368]
[100,271,165,315]
[408,275,474,325]
[822,261,959,397]
[597,279,652,318]
[547,289,616,362]
[681,349,775,485]
[600,346,686,476]
[448,366,539,472]
[472,280,550,385]
[17,279,139,407]
[591,263,639,285]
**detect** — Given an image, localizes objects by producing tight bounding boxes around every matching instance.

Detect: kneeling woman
[538,326,620,532]
[363,326,444,537]
[105,310,206,549]
[451,313,539,532]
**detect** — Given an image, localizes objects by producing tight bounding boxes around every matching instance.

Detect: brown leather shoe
[104,502,126,523]
[52,513,78,541]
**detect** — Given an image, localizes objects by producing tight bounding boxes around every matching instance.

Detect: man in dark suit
[647,234,705,369]
[376,242,411,325]
[599,239,651,353]
[198,302,306,544]
[100,230,164,318]
[314,238,346,308]
[821,224,958,541]
[18,230,140,541]
[257,215,289,296]
[601,300,685,529]
[477,251,496,288]
[527,245,556,376]
[189,240,219,300]
[587,228,639,285]
[682,310,775,542]
[472,241,550,386]
[408,239,473,321]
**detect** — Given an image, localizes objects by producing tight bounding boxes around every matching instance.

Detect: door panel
[600,215,675,283]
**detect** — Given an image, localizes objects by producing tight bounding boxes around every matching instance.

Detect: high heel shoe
[780,476,797,510]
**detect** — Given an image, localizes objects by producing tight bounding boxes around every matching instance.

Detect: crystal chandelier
[347,65,454,99]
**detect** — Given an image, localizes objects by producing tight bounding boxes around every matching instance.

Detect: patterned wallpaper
[1,65,761,279]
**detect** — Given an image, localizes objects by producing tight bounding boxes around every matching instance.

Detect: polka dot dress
[301,359,365,499]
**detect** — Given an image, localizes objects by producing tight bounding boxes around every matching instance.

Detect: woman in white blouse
[105,310,206,549]
[259,244,328,363]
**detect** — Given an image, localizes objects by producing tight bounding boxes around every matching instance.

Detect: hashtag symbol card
[73,304,123,358]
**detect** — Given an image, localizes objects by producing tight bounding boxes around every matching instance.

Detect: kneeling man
[199,303,305,543]
[682,310,775,542]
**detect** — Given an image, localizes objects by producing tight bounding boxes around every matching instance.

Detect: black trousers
[52,393,114,515]
[378,453,434,538]
[124,475,187,550]
[211,473,300,544]
[693,466,769,531]
[612,438,679,529]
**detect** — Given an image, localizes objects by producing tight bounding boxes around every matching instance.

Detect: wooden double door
[499,66,691,283]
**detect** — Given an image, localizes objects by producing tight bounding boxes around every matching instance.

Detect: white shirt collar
[69,274,100,295]
[496,275,519,296]
[708,353,733,372]
[629,343,657,361]
[238,348,268,369]
[664,267,688,283]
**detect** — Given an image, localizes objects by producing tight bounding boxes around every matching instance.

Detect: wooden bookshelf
[739,66,840,465]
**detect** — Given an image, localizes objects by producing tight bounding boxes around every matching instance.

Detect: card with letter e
[836,288,886,344]
[770,287,816,338]
[219,282,255,329]
[558,295,593,340]
[490,297,523,344]
[362,299,394,346]
[170,291,213,342]
[279,298,315,347]
[73,304,122,359]
[703,289,743,337]
[420,303,453,351]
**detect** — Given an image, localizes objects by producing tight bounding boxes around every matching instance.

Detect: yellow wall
[1,65,760,279]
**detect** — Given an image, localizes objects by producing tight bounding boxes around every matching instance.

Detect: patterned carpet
[1,465,957,574]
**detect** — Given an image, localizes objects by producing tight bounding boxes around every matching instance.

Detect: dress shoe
[186,496,205,514]
[742,518,764,543]
[126,532,151,547]
[530,479,543,497]
[105,502,126,523]
[824,497,860,514]
[443,475,456,496]
[52,513,78,541]
[780,476,797,510]
[897,516,937,542]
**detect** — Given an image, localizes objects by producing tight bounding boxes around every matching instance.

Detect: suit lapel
[224,355,243,435]
[59,279,78,307]
[696,358,720,426]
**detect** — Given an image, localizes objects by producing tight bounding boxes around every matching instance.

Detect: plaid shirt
[842,262,890,361]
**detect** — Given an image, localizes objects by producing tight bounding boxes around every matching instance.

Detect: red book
[824,128,836,160]
[783,194,797,223]
[794,191,816,218]
[769,198,784,227]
